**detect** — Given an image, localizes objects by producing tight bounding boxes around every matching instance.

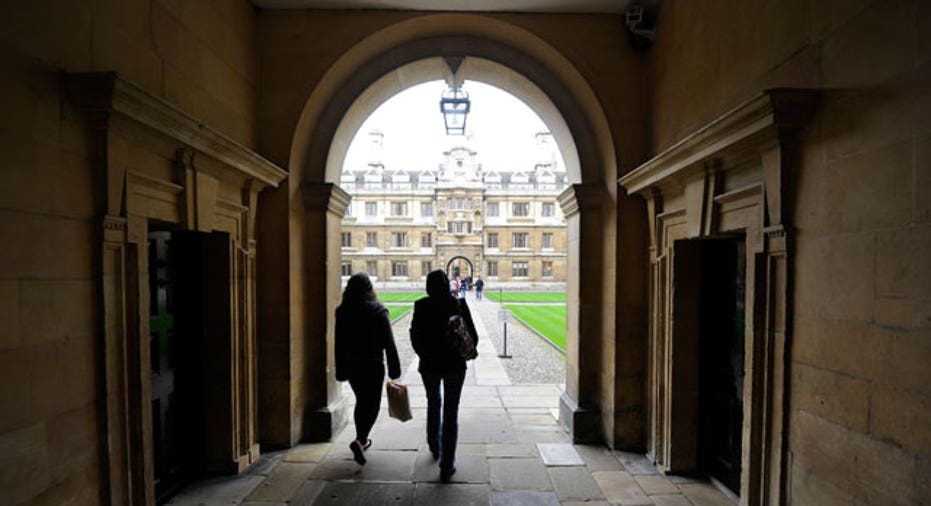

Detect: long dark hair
[341,272,376,305]
[426,269,451,299]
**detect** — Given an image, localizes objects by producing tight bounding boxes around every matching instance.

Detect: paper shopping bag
[385,381,412,422]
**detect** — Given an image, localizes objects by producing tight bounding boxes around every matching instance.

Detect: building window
[421,202,433,217]
[391,232,408,248]
[542,203,554,217]
[487,261,498,277]
[512,261,528,277]
[455,197,465,209]
[392,261,408,277]
[487,233,499,248]
[421,261,432,276]
[341,262,352,276]
[366,232,378,248]
[366,261,378,277]
[341,232,352,248]
[421,233,432,248]
[344,204,352,217]
[390,202,407,216]
[487,202,499,216]
[542,261,554,277]
[365,202,377,216]
[447,222,453,233]
[512,202,530,217]
[446,198,453,210]
[512,232,529,249]
[542,232,554,249]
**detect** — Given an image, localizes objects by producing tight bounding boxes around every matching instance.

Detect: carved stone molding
[303,182,352,217]
[64,72,287,188]
[557,183,605,219]
[618,89,817,506]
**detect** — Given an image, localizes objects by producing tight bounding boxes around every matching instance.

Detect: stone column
[302,183,352,441]
[557,184,607,443]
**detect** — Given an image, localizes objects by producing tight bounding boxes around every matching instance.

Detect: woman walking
[410,270,479,482]
[335,273,402,465]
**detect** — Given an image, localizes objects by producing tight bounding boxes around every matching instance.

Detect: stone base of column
[305,393,350,442]
[559,391,601,444]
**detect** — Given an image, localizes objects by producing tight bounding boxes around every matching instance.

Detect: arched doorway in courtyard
[446,256,473,281]
[262,12,648,452]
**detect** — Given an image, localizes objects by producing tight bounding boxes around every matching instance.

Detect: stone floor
[168,296,736,506]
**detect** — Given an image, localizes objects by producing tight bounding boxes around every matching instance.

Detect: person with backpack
[335,273,402,466]
[409,269,479,482]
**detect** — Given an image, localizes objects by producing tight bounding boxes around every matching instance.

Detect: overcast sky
[342,80,565,173]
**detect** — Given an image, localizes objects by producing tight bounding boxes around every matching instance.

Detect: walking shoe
[429,446,439,460]
[439,466,456,483]
[363,438,372,450]
[350,440,366,465]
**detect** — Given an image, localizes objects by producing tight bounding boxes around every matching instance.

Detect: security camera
[625,5,656,51]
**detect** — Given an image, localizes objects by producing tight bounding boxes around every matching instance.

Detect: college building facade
[339,131,568,285]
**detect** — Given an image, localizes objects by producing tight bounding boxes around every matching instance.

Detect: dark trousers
[347,363,385,443]
[421,370,466,470]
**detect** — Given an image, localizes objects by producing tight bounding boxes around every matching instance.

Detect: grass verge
[379,292,427,302]
[385,304,413,321]
[504,304,567,351]
[486,291,566,303]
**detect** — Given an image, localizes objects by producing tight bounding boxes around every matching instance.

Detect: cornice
[619,89,817,195]
[64,72,287,188]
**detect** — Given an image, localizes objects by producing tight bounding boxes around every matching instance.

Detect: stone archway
[446,256,474,280]
[260,13,647,449]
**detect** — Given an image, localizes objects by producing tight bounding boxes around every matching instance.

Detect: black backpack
[447,301,478,360]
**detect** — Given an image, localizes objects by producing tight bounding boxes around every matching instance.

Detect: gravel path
[388,295,566,385]
[467,293,566,385]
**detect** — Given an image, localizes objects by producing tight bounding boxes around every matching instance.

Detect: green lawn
[486,291,566,303]
[379,292,427,302]
[385,304,413,321]
[504,304,567,351]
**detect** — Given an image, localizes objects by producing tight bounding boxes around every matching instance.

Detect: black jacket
[410,295,479,374]
[335,300,402,381]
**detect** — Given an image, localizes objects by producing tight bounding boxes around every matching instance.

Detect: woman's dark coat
[335,300,402,381]
[409,295,479,374]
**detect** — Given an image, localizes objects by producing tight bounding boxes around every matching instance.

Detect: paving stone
[488,458,552,491]
[591,470,652,505]
[290,480,326,506]
[167,474,264,505]
[310,459,362,481]
[247,463,316,502]
[369,421,426,450]
[561,502,611,506]
[412,453,488,483]
[536,443,584,466]
[509,413,558,427]
[651,494,693,506]
[242,502,283,506]
[249,450,287,476]
[635,475,678,495]
[485,443,537,458]
[490,490,560,506]
[285,443,332,463]
[514,429,570,444]
[459,395,505,408]
[667,474,702,484]
[678,482,735,506]
[413,483,491,506]
[574,445,623,471]
[313,482,414,505]
[500,395,559,408]
[497,385,563,397]
[355,451,416,481]
[546,466,605,501]
[614,451,659,475]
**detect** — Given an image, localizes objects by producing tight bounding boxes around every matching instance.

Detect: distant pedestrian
[475,278,484,300]
[459,277,467,299]
[335,273,402,466]
[410,270,479,483]
[449,276,459,298]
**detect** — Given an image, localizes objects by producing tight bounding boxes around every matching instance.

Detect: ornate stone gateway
[446,255,473,280]
[620,90,817,504]
[65,73,287,505]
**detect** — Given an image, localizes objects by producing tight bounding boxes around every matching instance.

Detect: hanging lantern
[439,87,470,135]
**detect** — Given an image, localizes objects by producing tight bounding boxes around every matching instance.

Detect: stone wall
[0,1,257,503]
[649,0,930,503]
